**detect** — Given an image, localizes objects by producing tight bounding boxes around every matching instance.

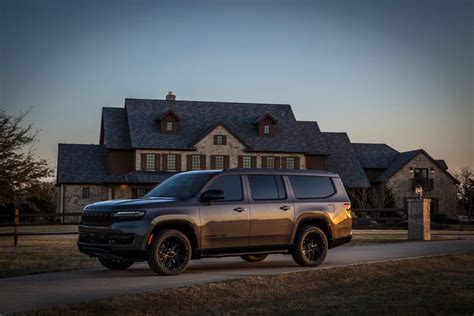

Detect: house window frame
[242,156,252,168]
[191,155,201,170]
[216,135,225,145]
[266,156,275,169]
[145,153,155,170]
[263,124,270,135]
[82,187,90,199]
[286,157,295,169]
[215,155,225,169]
[167,154,177,171]
[166,121,173,131]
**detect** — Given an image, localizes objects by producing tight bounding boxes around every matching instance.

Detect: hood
[84,197,182,210]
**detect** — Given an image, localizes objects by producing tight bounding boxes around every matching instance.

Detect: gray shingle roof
[101,108,131,149]
[375,150,422,182]
[352,143,399,169]
[321,133,371,188]
[57,144,173,184]
[57,144,110,184]
[435,159,448,170]
[123,98,307,152]
[297,121,330,155]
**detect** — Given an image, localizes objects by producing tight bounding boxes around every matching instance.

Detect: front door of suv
[199,175,250,249]
[246,175,295,247]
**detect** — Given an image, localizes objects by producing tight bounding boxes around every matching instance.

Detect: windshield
[145,172,216,198]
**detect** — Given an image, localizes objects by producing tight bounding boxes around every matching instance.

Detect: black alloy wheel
[292,226,328,267]
[147,229,192,276]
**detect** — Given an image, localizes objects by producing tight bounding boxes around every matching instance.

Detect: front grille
[81,211,113,226]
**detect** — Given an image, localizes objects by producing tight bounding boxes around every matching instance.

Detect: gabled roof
[123,98,307,152]
[352,143,399,169]
[189,121,251,148]
[321,132,371,188]
[297,121,330,155]
[100,108,132,149]
[375,149,458,184]
[157,109,180,122]
[253,113,278,125]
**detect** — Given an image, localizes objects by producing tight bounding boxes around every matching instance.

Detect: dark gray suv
[78,169,352,275]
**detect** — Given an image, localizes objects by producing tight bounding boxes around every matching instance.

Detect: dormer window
[254,113,277,137]
[158,110,180,134]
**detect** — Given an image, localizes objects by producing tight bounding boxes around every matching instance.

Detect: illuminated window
[243,156,252,168]
[146,154,155,170]
[286,157,295,169]
[167,154,177,171]
[266,157,275,168]
[191,155,201,170]
[215,155,224,169]
[263,125,270,134]
[166,121,173,131]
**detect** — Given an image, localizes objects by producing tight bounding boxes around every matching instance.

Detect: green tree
[0,108,53,205]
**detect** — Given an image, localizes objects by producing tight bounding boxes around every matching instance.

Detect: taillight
[344,203,352,217]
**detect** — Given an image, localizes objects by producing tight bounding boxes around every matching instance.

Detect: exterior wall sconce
[410,167,414,174]
[430,166,434,174]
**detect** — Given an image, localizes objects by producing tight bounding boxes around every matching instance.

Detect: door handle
[280,206,290,211]
[233,207,247,212]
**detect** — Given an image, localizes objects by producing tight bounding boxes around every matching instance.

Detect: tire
[147,229,192,276]
[98,258,134,270]
[292,226,328,267]
[240,254,268,263]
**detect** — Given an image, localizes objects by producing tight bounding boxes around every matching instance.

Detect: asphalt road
[1,238,474,314]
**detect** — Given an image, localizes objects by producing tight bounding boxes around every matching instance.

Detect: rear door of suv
[245,174,295,247]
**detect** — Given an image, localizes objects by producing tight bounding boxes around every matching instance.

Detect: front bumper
[77,221,149,261]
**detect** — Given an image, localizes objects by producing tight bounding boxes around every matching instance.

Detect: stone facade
[407,198,431,240]
[385,152,457,216]
[136,125,305,170]
[59,184,109,220]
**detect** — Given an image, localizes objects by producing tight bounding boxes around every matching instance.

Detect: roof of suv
[183,169,339,177]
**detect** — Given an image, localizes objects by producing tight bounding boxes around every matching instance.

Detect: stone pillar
[407,198,431,240]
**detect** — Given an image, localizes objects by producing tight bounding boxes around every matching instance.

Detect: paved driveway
[1,238,474,314]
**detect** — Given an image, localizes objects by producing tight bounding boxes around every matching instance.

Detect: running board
[200,246,291,258]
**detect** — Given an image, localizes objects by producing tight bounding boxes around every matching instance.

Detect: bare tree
[454,167,473,217]
[0,108,53,205]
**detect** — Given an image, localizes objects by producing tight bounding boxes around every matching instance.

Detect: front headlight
[112,210,146,220]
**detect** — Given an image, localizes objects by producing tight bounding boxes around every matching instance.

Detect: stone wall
[385,152,457,216]
[136,125,305,170]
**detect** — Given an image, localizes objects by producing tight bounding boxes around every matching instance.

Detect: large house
[56,93,458,215]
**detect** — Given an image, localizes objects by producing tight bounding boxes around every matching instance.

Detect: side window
[206,175,243,201]
[289,176,335,199]
[248,175,286,200]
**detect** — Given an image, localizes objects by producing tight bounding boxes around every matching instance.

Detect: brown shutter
[224,155,230,169]
[141,154,147,170]
[281,157,287,169]
[200,154,206,169]
[251,156,257,168]
[162,154,168,171]
[294,157,300,169]
[275,157,281,169]
[186,155,192,171]
[222,135,227,145]
[210,155,216,169]
[176,154,182,171]
[213,135,218,145]
[238,156,243,168]
[262,156,267,168]
[154,154,161,171]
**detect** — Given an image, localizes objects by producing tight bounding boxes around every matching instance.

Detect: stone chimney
[166,91,176,101]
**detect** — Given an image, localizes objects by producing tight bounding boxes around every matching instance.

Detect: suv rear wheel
[240,254,268,262]
[292,226,328,267]
[98,258,134,270]
[147,229,192,276]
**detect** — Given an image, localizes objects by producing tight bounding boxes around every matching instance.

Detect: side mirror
[201,189,225,201]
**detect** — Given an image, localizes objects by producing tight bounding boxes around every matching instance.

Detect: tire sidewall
[148,229,192,276]
[293,226,328,267]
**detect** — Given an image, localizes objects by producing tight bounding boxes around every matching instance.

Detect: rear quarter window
[289,175,335,199]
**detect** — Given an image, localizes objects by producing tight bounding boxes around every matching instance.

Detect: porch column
[407,198,431,241]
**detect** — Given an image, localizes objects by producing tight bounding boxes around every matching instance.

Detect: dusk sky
[1,0,473,173]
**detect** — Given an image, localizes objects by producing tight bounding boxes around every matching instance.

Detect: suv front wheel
[292,226,328,267]
[147,229,192,276]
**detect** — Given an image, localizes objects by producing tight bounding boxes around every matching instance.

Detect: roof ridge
[124,98,291,106]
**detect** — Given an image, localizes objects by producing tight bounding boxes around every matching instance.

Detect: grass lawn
[1,230,472,279]
[18,253,474,315]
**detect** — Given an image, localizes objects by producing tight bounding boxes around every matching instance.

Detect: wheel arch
[292,215,333,245]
